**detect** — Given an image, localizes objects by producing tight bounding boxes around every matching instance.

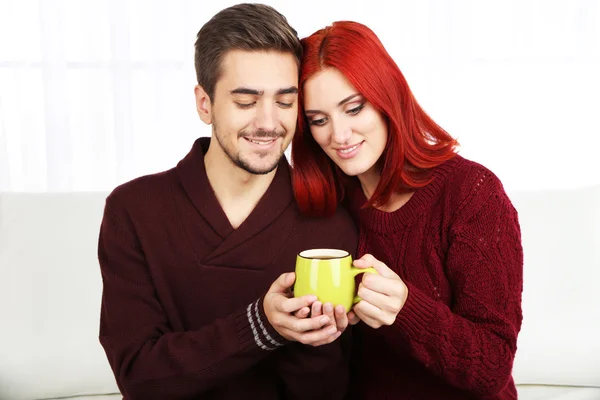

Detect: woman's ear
[194,85,212,125]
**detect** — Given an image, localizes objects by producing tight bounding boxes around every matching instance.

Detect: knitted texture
[347,155,523,400]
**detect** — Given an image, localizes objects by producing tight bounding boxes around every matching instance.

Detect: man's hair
[194,3,302,100]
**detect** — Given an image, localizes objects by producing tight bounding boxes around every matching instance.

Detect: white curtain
[1,0,599,192]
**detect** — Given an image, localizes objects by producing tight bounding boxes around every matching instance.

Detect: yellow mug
[294,248,377,312]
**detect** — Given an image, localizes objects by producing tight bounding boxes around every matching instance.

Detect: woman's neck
[357,168,380,201]
[357,169,414,213]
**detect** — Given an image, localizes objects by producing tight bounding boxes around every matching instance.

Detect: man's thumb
[269,272,295,293]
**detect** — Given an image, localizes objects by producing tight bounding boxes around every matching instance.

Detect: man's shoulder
[287,203,358,251]
[283,205,357,256]
[327,206,356,230]
[291,202,355,228]
[105,168,177,213]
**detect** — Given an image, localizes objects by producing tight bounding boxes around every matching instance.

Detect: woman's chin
[338,164,367,177]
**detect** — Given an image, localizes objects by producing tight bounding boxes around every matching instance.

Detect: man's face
[205,50,299,175]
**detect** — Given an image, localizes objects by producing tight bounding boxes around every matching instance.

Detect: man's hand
[264,272,340,346]
[296,301,348,346]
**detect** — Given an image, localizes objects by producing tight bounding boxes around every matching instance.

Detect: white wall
[0,0,598,192]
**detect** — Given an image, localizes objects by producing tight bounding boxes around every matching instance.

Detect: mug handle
[351,267,378,305]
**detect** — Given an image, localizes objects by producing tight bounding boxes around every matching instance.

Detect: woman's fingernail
[324,304,333,313]
[320,316,330,325]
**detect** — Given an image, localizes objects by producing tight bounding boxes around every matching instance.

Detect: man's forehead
[218,50,298,93]
[221,48,297,66]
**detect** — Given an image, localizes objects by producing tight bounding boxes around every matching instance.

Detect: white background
[1,0,599,192]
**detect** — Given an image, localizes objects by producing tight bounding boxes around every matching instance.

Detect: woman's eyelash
[309,117,327,126]
[347,103,365,115]
[308,103,365,126]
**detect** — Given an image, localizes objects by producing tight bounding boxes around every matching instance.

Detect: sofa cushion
[517,384,600,400]
[509,185,600,387]
[0,193,119,400]
[1,186,599,398]
[43,395,121,400]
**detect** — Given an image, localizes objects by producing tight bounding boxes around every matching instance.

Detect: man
[97,3,357,400]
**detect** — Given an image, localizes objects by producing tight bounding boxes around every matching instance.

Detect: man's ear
[194,85,212,125]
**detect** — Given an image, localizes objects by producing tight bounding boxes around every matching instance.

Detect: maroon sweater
[98,138,358,400]
[346,155,523,400]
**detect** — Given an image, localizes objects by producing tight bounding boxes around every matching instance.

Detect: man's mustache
[239,129,285,139]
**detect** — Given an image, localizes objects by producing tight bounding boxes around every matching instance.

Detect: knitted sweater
[346,155,523,400]
[98,138,358,400]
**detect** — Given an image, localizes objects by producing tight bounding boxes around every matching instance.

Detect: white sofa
[1,186,599,400]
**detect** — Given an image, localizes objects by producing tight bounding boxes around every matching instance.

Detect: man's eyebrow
[229,86,299,96]
[277,87,298,95]
[230,87,263,95]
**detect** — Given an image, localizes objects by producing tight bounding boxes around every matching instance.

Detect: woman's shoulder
[437,154,504,191]
[432,154,509,216]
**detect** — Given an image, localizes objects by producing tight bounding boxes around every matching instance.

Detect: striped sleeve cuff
[245,297,287,351]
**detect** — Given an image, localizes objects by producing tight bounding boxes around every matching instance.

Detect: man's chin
[236,154,282,175]
[243,163,280,175]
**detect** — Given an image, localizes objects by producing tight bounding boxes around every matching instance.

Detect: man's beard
[212,120,287,175]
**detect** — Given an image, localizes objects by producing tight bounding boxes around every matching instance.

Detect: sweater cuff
[234,296,288,352]
[394,282,440,339]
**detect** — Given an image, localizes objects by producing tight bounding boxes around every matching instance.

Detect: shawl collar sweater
[98,138,358,400]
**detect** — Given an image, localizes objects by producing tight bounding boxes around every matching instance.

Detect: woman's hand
[351,254,409,329]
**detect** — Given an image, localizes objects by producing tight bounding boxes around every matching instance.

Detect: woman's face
[303,68,388,177]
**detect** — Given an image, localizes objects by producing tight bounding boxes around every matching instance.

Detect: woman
[291,21,523,399]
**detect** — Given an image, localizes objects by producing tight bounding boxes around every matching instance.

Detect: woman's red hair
[291,21,458,217]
